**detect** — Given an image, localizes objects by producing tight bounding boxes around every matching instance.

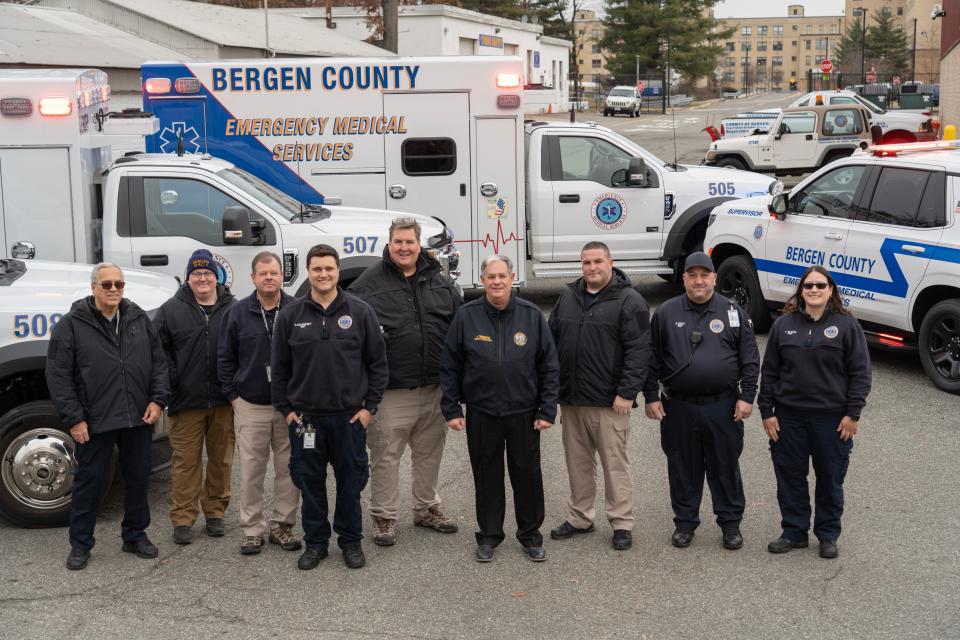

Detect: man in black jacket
[47,263,168,570]
[155,249,236,545]
[218,252,300,556]
[272,244,388,570]
[548,242,651,551]
[349,218,462,546]
[440,254,559,564]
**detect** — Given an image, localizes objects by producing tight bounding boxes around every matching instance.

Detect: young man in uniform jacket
[47,263,169,570]
[548,241,651,551]
[348,218,463,546]
[643,252,760,551]
[440,254,559,564]
[271,244,388,570]
[218,251,301,556]
[154,249,236,545]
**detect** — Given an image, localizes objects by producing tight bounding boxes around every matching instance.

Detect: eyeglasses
[97,280,125,290]
[190,271,216,280]
[802,282,829,290]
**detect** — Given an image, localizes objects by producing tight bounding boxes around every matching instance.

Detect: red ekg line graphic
[454,219,523,254]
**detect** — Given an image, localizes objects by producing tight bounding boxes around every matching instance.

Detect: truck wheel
[918,299,960,394]
[716,157,746,170]
[716,255,771,332]
[823,149,853,166]
[0,401,107,527]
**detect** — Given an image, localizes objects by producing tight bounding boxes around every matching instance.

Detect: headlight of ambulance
[769,180,784,196]
[706,150,717,161]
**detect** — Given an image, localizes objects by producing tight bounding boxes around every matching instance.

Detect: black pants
[465,407,544,547]
[770,409,852,542]
[660,396,745,531]
[69,425,152,551]
[288,414,368,550]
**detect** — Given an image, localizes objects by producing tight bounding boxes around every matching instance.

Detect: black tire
[716,157,747,170]
[603,109,611,117]
[822,149,854,167]
[716,255,771,333]
[0,400,112,528]
[918,299,960,394]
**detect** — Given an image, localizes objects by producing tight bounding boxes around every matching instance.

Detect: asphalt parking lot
[2,274,957,640]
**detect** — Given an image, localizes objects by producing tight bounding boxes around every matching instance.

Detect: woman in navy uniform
[758,266,871,559]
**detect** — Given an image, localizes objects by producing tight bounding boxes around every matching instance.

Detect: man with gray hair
[349,218,462,546]
[440,255,559,563]
[47,263,169,570]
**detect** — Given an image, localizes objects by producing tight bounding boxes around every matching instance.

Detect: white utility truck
[142,57,781,285]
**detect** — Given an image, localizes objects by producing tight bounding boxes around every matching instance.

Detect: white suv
[603,86,641,118]
[704,143,960,393]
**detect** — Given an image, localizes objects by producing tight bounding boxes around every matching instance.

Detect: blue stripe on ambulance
[754,238,960,298]
[142,63,325,204]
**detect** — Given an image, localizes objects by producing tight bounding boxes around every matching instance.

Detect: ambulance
[142,57,782,286]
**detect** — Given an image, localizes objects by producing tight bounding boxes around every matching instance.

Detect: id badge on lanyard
[261,301,279,384]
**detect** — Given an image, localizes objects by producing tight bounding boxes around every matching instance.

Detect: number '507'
[13,314,63,338]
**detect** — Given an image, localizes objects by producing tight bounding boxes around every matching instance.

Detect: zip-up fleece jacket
[46,297,169,434]
[758,309,872,420]
[348,248,462,389]
[154,284,235,415]
[218,290,296,405]
[440,294,559,423]
[548,268,651,407]
[271,288,388,418]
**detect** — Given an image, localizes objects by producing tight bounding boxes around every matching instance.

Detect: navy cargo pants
[288,414,368,551]
[770,409,852,543]
[660,394,745,531]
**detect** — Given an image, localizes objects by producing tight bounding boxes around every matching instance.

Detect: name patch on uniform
[513,332,528,346]
[338,316,353,329]
[674,321,686,328]
[709,319,725,334]
[824,325,839,339]
[294,322,312,329]
[474,335,492,343]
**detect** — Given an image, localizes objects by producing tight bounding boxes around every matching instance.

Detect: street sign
[820,59,833,74]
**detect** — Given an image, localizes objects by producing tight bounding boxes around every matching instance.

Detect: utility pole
[855,7,869,85]
[911,17,917,83]
[383,0,398,54]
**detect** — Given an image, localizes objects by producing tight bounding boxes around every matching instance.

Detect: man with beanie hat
[155,248,236,545]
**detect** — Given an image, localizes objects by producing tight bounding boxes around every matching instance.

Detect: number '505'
[13,314,63,338]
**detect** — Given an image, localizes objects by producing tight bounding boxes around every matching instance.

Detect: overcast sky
[714,0,846,18]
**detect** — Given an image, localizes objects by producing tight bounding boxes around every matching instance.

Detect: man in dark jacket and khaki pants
[47,263,169,570]
[155,249,235,545]
[547,242,651,551]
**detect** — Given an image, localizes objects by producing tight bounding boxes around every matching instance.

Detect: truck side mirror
[628,157,648,187]
[769,194,788,220]
[222,205,253,245]
[775,122,787,139]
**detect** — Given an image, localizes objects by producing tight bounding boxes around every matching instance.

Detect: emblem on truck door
[591,193,627,230]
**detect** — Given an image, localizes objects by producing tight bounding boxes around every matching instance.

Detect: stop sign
[820,59,833,74]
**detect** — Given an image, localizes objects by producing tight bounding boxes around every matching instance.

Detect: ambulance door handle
[140,254,169,266]
[389,184,406,200]
[823,232,843,240]
[558,194,580,203]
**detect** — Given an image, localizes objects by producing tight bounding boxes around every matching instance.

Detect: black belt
[664,389,736,405]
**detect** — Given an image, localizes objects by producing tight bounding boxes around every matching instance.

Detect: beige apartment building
[715,5,845,92]
[573,9,607,79]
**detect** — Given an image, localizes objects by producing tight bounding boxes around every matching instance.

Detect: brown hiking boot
[372,517,396,546]
[414,506,458,534]
[268,524,302,551]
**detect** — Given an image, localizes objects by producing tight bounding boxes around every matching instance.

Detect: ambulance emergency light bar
[869,139,960,157]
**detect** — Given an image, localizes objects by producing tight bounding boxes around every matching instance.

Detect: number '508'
[13,314,63,338]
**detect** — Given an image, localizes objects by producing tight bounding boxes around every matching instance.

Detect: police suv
[704,141,960,393]
[0,260,178,527]
[704,105,873,176]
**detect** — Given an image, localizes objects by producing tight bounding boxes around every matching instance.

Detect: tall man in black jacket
[349,218,462,546]
[155,249,236,545]
[47,263,169,570]
[272,244,388,570]
[218,251,301,556]
[440,254,559,564]
[548,242,651,552]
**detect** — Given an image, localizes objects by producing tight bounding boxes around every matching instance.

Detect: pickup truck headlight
[769,180,784,196]
[705,150,717,161]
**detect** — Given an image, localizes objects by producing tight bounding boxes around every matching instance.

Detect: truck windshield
[851,94,885,114]
[217,167,303,220]
[609,88,634,97]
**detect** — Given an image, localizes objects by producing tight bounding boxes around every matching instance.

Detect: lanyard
[260,299,280,337]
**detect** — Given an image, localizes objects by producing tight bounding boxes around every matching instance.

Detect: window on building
[402,138,456,176]
[816,38,827,50]
[819,24,825,33]
[592,44,601,53]
[792,40,798,46]
[591,59,601,69]
[578,59,583,65]
[726,57,736,66]
[882,7,891,16]
[726,41,735,51]
[724,71,736,82]
[758,26,768,35]
[741,56,751,64]
[757,57,768,66]
[805,55,812,65]
[816,55,825,64]
[591,29,601,40]
[772,56,783,66]
[775,25,784,35]
[806,40,811,50]
[791,56,797,62]
[806,25,813,33]
[741,26,752,36]
[831,24,839,34]
[757,41,768,51]
[897,6,904,15]
[773,41,783,50]
[742,42,752,50]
